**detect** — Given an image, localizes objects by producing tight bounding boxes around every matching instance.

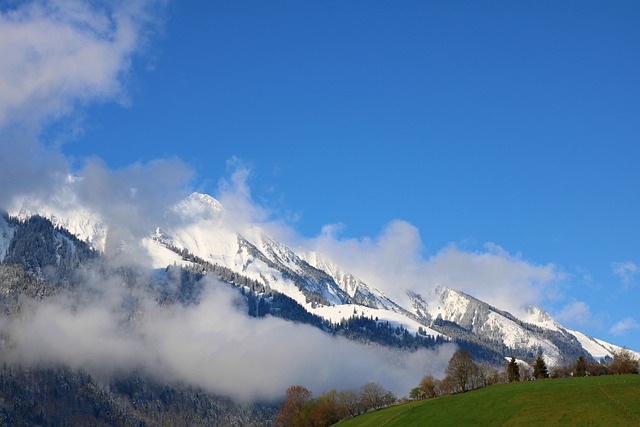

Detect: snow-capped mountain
[8,180,108,251]
[3,192,637,366]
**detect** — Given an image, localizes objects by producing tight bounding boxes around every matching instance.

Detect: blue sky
[2,1,639,350]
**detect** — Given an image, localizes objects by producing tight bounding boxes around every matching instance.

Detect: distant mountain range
[3,191,635,369]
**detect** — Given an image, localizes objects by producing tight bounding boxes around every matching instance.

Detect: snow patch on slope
[153,192,241,270]
[300,251,401,311]
[568,329,640,361]
[428,288,471,323]
[141,237,194,270]
[522,309,640,362]
[486,311,561,366]
[521,306,563,332]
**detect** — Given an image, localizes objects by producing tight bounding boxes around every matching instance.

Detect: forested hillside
[0,364,277,426]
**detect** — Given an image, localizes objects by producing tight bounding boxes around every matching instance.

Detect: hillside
[335,375,640,427]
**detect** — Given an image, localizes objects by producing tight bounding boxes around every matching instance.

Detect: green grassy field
[334,375,640,427]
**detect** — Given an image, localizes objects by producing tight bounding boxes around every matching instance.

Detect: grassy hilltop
[334,375,640,427]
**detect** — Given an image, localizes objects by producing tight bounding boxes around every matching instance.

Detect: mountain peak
[522,305,563,332]
[171,192,223,221]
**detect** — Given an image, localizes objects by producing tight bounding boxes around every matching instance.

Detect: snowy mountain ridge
[4,192,637,366]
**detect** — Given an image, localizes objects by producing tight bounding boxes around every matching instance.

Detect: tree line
[410,348,639,401]
[275,382,397,427]
[548,349,639,378]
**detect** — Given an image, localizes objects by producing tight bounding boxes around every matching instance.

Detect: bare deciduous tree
[418,375,439,398]
[445,349,479,393]
[610,349,639,375]
[337,388,361,418]
[477,362,500,386]
[358,382,396,412]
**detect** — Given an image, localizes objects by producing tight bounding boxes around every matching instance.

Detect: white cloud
[0,0,164,128]
[610,317,640,336]
[612,261,639,289]
[421,243,559,316]
[76,157,193,225]
[310,222,561,316]
[2,275,455,401]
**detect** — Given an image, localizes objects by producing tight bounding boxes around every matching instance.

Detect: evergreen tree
[574,356,588,377]
[507,357,520,382]
[533,356,549,379]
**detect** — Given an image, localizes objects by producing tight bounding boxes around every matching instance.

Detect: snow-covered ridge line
[568,329,640,361]
[8,191,638,364]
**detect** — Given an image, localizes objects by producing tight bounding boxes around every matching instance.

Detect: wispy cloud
[216,157,272,232]
[75,157,192,252]
[554,300,594,327]
[610,317,640,336]
[612,261,639,289]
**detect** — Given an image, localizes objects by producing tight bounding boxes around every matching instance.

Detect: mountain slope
[405,288,593,365]
[6,192,637,365]
[1,214,97,286]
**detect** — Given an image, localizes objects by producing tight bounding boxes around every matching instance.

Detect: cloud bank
[2,272,455,401]
[309,220,562,317]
